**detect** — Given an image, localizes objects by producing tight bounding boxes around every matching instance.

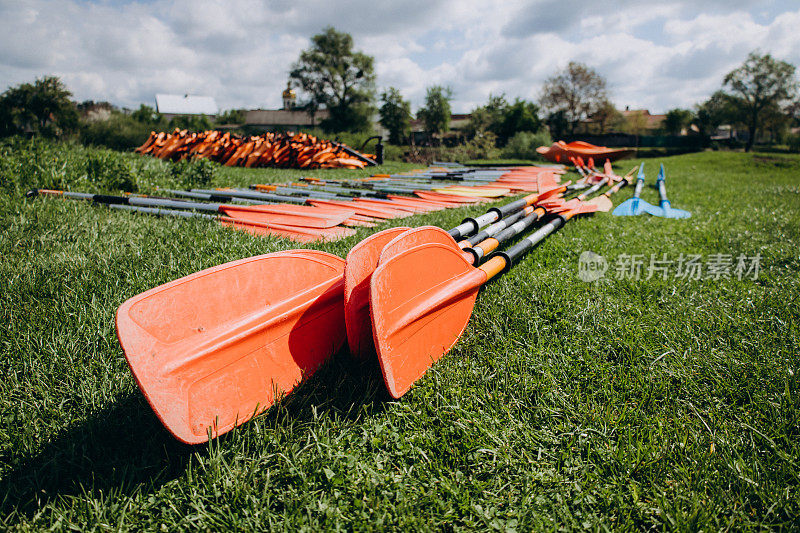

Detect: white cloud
[0,0,798,116]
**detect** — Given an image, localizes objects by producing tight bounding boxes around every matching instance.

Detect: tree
[0,76,78,138]
[495,99,542,144]
[169,114,213,131]
[216,108,245,125]
[417,85,453,138]
[663,108,694,136]
[545,110,569,140]
[379,87,411,144]
[693,90,740,137]
[466,93,508,137]
[466,94,541,144]
[622,111,649,136]
[588,99,624,134]
[131,104,162,124]
[540,62,608,136]
[289,27,376,133]
[722,51,798,151]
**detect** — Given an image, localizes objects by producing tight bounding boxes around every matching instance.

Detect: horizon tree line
[1,26,798,153]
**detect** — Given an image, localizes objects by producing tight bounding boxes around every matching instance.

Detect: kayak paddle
[611,163,664,217]
[343,186,568,359]
[116,250,347,444]
[27,189,354,229]
[370,205,589,399]
[656,163,691,219]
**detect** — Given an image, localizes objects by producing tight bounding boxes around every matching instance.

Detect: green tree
[466,93,508,137]
[722,51,798,151]
[169,114,213,131]
[540,62,608,135]
[0,76,78,138]
[417,85,453,138]
[131,104,162,124]
[379,87,411,144]
[663,108,694,135]
[590,99,623,134]
[216,109,245,125]
[289,27,376,133]
[693,90,741,138]
[545,110,569,140]
[495,99,542,143]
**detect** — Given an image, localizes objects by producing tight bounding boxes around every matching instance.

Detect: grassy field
[1,138,798,530]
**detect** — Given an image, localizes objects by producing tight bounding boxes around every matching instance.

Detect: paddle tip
[25,188,39,198]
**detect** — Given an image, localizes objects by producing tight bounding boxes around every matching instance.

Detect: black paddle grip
[466,229,490,246]
[488,198,526,218]
[91,194,129,205]
[492,211,542,244]
[486,215,566,273]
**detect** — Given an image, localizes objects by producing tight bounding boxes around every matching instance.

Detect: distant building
[620,108,666,132]
[155,94,218,121]
[242,82,329,131]
[244,108,329,130]
[281,82,296,110]
[76,100,114,122]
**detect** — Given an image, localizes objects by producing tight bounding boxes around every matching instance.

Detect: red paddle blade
[414,191,483,204]
[219,218,317,242]
[116,250,347,444]
[219,205,350,229]
[344,227,411,359]
[219,215,355,241]
[309,199,410,219]
[387,195,454,209]
[352,198,420,214]
[370,243,487,398]
[379,226,466,264]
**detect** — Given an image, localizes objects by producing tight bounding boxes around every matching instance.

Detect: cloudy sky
[2,0,799,114]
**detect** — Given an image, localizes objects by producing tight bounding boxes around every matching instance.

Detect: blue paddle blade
[612,198,664,217]
[660,202,692,218]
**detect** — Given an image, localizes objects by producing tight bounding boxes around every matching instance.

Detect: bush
[0,136,218,196]
[788,134,800,153]
[80,111,166,152]
[170,158,216,189]
[501,130,552,160]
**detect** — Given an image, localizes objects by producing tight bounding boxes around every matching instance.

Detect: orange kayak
[536,141,635,163]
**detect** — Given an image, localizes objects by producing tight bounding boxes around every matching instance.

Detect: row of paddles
[113,170,636,444]
[25,164,578,243]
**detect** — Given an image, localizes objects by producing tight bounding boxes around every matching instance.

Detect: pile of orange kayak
[135,129,374,169]
[536,140,635,164]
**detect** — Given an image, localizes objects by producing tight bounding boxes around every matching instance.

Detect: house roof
[155,94,218,115]
[622,109,665,129]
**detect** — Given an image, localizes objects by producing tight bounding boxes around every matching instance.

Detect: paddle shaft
[656,163,669,205]
[479,212,575,279]
[476,172,635,277]
[30,189,228,213]
[466,207,547,263]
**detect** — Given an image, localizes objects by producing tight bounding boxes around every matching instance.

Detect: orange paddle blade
[218,205,350,229]
[309,199,410,219]
[370,244,487,398]
[344,227,411,360]
[379,226,471,264]
[116,250,347,444]
[584,195,613,212]
[414,191,483,204]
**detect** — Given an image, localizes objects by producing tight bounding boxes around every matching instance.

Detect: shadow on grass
[0,349,390,520]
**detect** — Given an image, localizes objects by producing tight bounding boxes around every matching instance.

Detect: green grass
[1,138,799,530]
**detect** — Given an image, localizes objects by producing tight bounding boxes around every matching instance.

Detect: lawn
[1,139,798,530]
